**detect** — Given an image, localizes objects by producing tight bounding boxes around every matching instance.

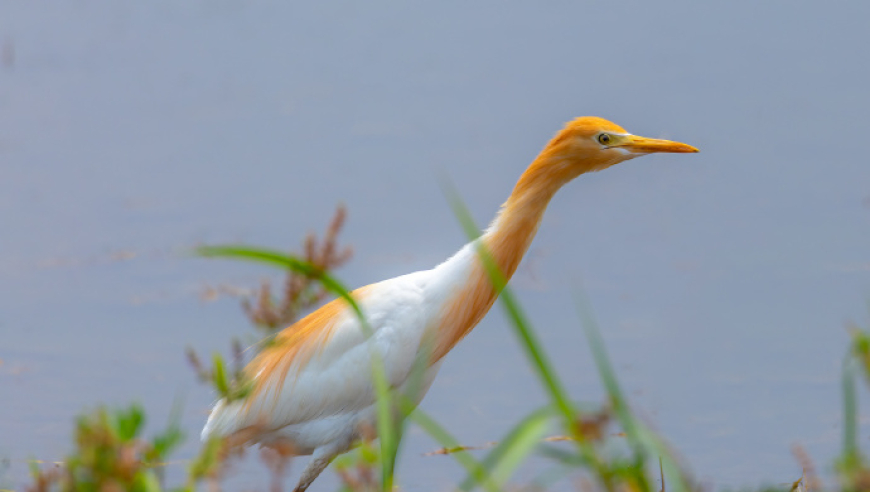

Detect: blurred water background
[2,1,870,489]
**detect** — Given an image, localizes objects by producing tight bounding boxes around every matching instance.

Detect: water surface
[2,1,870,489]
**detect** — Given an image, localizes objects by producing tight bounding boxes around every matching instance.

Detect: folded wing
[202,272,431,441]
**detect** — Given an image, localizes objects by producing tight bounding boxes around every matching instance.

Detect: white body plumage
[202,242,477,454]
[200,117,698,492]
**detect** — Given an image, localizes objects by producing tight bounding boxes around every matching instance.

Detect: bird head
[545,116,699,175]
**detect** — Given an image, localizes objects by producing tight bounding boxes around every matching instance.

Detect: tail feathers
[201,399,246,441]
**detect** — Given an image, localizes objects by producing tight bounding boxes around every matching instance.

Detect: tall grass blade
[442,183,617,480]
[572,288,640,445]
[487,412,550,489]
[460,405,555,491]
[195,245,364,321]
[197,244,397,491]
[441,182,575,422]
[403,405,497,492]
[842,354,859,466]
[573,288,692,492]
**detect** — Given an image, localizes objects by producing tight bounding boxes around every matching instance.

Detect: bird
[201,116,698,491]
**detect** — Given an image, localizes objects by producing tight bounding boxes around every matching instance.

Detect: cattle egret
[202,117,698,491]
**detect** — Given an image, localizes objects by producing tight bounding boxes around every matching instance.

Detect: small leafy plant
[26,404,183,492]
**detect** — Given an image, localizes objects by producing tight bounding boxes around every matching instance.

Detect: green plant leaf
[461,405,554,491]
[149,399,185,463]
[115,404,145,441]
[187,436,224,487]
[211,353,230,396]
[574,288,693,492]
[198,243,399,490]
[840,352,862,474]
[195,245,364,321]
[537,444,583,466]
[405,406,496,492]
[135,471,162,492]
[442,182,575,422]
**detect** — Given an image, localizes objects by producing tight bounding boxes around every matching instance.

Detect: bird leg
[292,447,338,492]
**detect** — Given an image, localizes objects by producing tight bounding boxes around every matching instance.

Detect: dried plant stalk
[242,205,353,334]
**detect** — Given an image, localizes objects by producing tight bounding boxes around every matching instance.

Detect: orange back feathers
[245,286,372,406]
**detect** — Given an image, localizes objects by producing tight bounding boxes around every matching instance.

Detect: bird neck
[483,153,575,276]
[430,148,579,362]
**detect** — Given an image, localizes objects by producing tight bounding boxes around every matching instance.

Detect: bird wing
[202,271,432,440]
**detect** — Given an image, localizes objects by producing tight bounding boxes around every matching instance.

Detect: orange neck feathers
[430,116,697,362]
[431,128,594,362]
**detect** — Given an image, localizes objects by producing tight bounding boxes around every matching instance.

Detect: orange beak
[618,135,699,154]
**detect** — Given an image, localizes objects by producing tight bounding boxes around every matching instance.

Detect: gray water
[2,1,869,489]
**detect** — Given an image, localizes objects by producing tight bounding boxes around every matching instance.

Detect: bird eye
[597,133,612,145]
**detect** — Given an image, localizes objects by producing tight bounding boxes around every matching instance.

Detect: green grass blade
[529,462,579,491]
[148,397,185,476]
[211,353,230,397]
[460,405,555,491]
[441,182,575,422]
[114,404,145,442]
[572,289,639,443]
[629,422,691,492]
[195,245,365,321]
[197,243,396,490]
[573,288,692,492]
[537,444,583,466]
[487,412,550,488]
[842,353,859,464]
[385,338,437,487]
[442,184,614,477]
[404,406,497,492]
